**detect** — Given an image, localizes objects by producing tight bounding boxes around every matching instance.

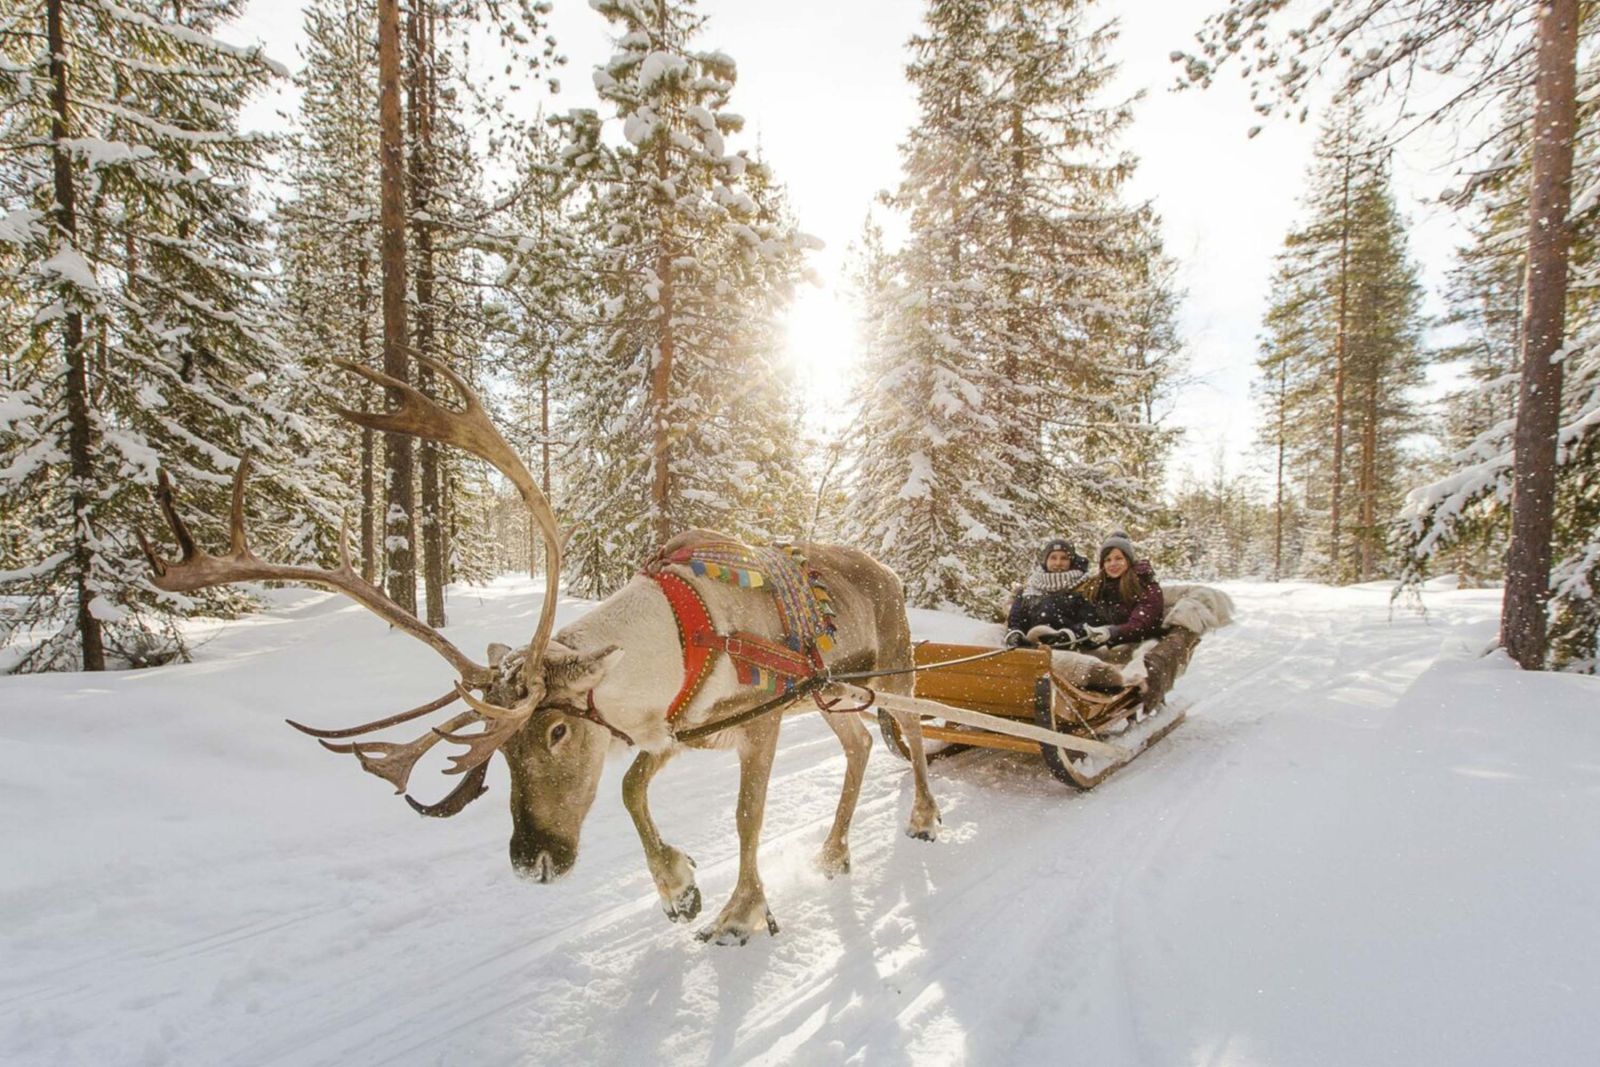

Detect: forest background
[3,0,1596,673]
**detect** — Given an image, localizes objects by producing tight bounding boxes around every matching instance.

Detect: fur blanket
[1049,583,1236,698]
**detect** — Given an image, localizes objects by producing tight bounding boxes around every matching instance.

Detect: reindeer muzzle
[510,839,575,884]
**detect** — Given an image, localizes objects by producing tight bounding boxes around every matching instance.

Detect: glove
[1081,624,1111,647]
[1036,625,1084,648]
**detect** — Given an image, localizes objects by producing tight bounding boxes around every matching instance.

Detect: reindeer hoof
[906,808,942,842]
[695,908,780,946]
[816,847,851,878]
[663,883,701,924]
[696,923,741,946]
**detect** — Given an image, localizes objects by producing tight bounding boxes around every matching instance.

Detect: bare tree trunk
[377,0,416,614]
[48,0,104,670]
[531,364,550,579]
[1504,0,1579,670]
[1329,148,1351,585]
[356,256,376,582]
[1273,357,1287,581]
[1002,97,1027,459]
[409,0,445,627]
[649,136,676,547]
[1358,373,1378,580]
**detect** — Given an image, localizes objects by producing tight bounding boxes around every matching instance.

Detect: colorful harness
[646,540,838,722]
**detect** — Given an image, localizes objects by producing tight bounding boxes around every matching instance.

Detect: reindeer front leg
[697,715,782,946]
[622,748,701,923]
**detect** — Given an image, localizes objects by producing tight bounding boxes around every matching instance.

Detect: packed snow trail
[2,579,1597,1066]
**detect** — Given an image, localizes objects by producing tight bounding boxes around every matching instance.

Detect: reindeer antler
[143,353,566,817]
[333,355,562,680]
[141,456,491,688]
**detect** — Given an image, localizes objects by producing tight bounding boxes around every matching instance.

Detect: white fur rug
[1049,583,1236,692]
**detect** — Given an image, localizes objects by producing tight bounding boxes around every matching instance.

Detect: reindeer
[142,357,941,945]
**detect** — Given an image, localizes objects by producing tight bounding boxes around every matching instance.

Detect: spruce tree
[1401,43,1600,669]
[1,0,339,672]
[1251,105,1425,583]
[848,0,1180,614]
[1179,0,1587,667]
[277,0,384,580]
[554,0,815,595]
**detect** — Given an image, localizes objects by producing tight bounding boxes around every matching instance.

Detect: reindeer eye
[549,722,568,745]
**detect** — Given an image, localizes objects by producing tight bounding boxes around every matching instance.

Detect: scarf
[1022,565,1085,597]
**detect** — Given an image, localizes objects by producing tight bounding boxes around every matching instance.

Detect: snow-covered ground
[3,578,1597,1066]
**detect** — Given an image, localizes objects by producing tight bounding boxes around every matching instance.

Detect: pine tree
[554,0,815,596]
[1180,0,1587,667]
[1,0,339,672]
[277,0,384,581]
[845,0,1179,615]
[1401,37,1600,669]
[1253,262,1314,581]
[1251,104,1425,584]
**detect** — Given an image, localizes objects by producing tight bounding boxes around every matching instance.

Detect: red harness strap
[652,571,827,721]
[690,630,817,679]
[653,572,719,721]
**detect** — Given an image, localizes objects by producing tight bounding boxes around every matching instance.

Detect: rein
[644,645,1013,744]
[580,548,1024,745]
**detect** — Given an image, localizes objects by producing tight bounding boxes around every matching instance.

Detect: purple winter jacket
[1090,561,1165,644]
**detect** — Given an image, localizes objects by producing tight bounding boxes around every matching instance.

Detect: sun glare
[783,284,863,423]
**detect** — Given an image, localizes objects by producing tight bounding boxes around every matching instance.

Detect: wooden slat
[916,675,1037,711]
[913,643,1049,717]
[920,724,1039,754]
[913,642,1049,678]
[920,699,1033,721]
[867,689,1128,760]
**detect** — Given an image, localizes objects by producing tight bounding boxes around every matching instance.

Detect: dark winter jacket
[1089,561,1165,644]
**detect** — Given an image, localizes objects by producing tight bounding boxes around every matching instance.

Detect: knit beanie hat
[1022,537,1084,596]
[1038,537,1075,567]
[1098,530,1137,566]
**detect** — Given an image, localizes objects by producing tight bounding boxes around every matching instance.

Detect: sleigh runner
[872,585,1232,788]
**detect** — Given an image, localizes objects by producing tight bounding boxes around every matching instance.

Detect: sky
[232,0,1477,493]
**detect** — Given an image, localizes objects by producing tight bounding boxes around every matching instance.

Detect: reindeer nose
[510,840,574,883]
[516,851,557,883]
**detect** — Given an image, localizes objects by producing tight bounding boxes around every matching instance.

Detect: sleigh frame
[874,632,1198,789]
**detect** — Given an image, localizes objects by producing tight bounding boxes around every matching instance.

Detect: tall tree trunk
[1274,357,1287,581]
[356,255,376,582]
[530,363,551,579]
[1358,372,1379,580]
[409,0,445,626]
[377,0,416,614]
[1002,96,1027,462]
[1329,148,1351,585]
[48,0,104,670]
[1504,0,1579,670]
[649,135,676,546]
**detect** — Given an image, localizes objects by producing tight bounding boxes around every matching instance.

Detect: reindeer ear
[542,644,624,698]
[487,642,514,667]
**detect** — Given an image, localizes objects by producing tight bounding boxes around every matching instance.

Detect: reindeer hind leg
[877,625,941,842]
[817,709,872,876]
[890,706,941,841]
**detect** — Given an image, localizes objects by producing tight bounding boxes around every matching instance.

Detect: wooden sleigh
[873,627,1201,789]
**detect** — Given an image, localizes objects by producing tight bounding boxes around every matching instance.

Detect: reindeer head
[142,356,626,885]
[482,641,624,882]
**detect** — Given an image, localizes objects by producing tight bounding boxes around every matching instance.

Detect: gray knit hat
[1098,529,1137,566]
[1038,537,1075,566]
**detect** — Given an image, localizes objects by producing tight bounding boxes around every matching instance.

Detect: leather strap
[652,571,718,721]
[690,629,816,679]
